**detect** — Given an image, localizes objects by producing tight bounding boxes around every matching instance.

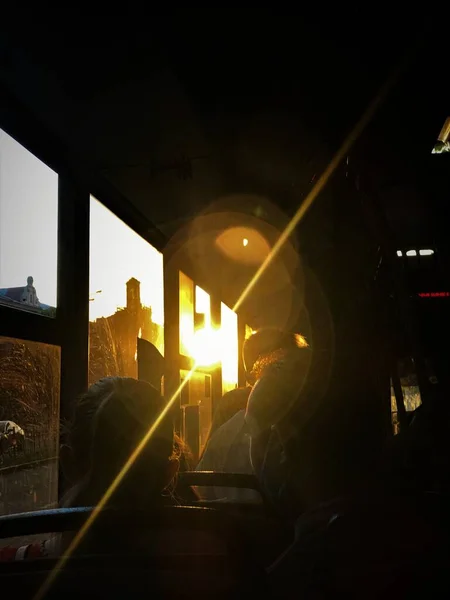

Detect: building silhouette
[0,277,54,315]
[89,277,163,384]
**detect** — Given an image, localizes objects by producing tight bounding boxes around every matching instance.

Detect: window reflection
[0,337,60,515]
[89,196,164,385]
[0,129,58,317]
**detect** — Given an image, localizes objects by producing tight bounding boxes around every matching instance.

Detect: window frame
[1,88,167,417]
[0,89,168,500]
[1,85,248,503]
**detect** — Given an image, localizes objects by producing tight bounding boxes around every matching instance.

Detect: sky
[89,196,164,324]
[0,128,58,306]
[0,129,164,324]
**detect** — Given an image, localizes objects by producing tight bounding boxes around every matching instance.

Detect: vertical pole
[57,177,90,499]
[210,295,222,415]
[183,405,200,463]
[163,254,181,432]
[237,314,246,388]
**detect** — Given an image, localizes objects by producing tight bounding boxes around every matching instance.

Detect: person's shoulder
[221,387,251,405]
[219,409,246,432]
[202,411,246,453]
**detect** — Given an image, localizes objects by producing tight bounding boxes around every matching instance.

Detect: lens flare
[34,51,407,600]
[232,63,403,312]
[189,327,221,367]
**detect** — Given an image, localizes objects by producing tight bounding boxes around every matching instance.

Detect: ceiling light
[406,250,417,257]
[419,249,434,256]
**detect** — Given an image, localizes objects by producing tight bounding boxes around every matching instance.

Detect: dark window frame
[1,84,247,504]
[0,87,167,499]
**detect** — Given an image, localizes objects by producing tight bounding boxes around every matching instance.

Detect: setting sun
[178,275,239,379]
[189,327,221,367]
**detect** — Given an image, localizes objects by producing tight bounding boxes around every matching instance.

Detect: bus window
[390,357,422,434]
[88,196,164,385]
[0,129,58,317]
[0,337,60,515]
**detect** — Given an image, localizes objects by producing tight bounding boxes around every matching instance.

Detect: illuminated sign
[397,249,435,257]
[418,292,450,298]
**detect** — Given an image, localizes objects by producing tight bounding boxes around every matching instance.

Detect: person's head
[243,328,308,385]
[61,377,178,508]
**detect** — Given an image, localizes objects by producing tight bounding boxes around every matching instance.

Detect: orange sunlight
[34,55,400,598]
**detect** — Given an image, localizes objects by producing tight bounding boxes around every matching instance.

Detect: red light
[418,292,450,298]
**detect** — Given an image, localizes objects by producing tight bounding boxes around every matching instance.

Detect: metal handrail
[0,505,243,540]
[179,471,262,491]
[0,456,57,476]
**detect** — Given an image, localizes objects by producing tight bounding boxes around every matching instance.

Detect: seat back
[0,506,271,599]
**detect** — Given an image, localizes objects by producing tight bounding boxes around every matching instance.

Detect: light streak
[33,364,196,600]
[233,65,404,312]
[34,51,409,600]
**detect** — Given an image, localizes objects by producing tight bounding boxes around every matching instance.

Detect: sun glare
[34,55,398,600]
[189,327,221,367]
[34,59,403,600]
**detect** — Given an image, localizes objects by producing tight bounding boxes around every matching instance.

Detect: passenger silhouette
[1,377,180,561]
[246,360,448,597]
[197,329,310,502]
[60,377,178,508]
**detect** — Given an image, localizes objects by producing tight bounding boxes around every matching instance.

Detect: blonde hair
[249,333,309,383]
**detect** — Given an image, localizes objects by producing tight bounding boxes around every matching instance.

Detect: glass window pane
[398,357,422,411]
[221,303,238,395]
[390,356,423,434]
[89,196,164,386]
[179,278,221,368]
[0,337,60,515]
[0,129,58,317]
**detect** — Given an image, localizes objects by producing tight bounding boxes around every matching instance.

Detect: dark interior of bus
[0,11,449,598]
